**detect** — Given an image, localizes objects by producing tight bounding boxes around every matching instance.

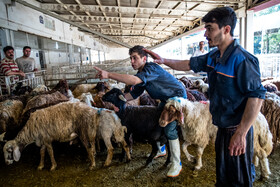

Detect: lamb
[77,92,131,166]
[96,108,131,166]
[160,97,273,179]
[3,102,100,171]
[102,88,170,165]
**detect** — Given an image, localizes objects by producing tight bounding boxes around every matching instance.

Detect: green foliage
[263,29,280,54]
[255,4,280,17]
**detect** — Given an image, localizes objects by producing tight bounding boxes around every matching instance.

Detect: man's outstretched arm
[94,67,142,85]
[143,49,191,71]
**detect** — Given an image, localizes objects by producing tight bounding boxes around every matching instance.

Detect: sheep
[187,89,208,101]
[72,84,97,98]
[2,91,71,142]
[253,112,273,179]
[260,99,280,152]
[96,108,131,166]
[92,92,115,110]
[77,92,95,107]
[160,97,273,179]
[77,92,131,166]
[192,79,209,96]
[11,82,32,96]
[102,88,170,165]
[263,83,278,92]
[0,100,24,134]
[30,84,50,94]
[139,93,159,106]
[265,92,280,105]
[159,98,216,171]
[3,102,100,171]
[179,76,193,88]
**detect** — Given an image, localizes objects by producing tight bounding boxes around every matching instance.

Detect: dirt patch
[0,141,279,187]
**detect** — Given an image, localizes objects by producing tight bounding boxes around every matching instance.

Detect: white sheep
[3,102,100,171]
[192,79,209,94]
[77,92,95,107]
[97,108,131,166]
[77,93,131,166]
[160,97,273,179]
[30,84,50,94]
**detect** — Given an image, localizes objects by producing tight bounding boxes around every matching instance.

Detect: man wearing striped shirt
[0,46,25,79]
[0,46,25,94]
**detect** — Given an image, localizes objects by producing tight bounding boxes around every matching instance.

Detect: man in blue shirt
[95,45,186,177]
[145,7,266,186]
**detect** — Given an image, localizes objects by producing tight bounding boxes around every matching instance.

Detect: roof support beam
[15,0,132,48]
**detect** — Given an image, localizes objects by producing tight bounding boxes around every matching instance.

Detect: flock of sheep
[0,76,279,181]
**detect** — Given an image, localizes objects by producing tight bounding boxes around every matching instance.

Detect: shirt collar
[4,57,14,62]
[211,39,239,65]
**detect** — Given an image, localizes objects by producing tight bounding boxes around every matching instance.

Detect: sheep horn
[119,95,127,102]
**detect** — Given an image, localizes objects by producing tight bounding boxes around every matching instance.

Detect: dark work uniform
[130,62,187,140]
[190,40,266,187]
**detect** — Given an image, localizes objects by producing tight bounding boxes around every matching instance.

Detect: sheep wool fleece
[189,39,266,186]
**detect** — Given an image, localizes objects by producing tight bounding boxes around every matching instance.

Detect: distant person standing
[192,41,207,57]
[16,46,37,79]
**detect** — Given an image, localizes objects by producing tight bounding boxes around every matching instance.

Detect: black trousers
[215,126,254,187]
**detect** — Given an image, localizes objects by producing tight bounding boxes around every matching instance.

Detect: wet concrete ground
[0,141,279,187]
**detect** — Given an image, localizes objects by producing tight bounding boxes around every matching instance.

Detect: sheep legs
[146,141,158,165]
[45,143,57,171]
[38,145,46,170]
[83,140,96,170]
[194,146,205,170]
[182,141,195,163]
[103,137,114,166]
[254,149,271,180]
[121,140,131,162]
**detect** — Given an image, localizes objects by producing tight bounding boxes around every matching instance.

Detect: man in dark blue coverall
[145,7,266,187]
[94,45,186,177]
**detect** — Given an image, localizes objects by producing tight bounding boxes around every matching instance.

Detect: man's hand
[94,66,109,80]
[228,129,246,156]
[143,48,165,64]
[19,71,25,77]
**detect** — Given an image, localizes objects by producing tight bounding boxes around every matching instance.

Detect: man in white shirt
[192,41,207,57]
[15,46,37,79]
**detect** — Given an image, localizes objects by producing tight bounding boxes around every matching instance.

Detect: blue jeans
[164,121,178,140]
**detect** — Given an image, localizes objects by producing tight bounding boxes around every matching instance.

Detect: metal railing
[0,70,46,95]
[257,54,280,78]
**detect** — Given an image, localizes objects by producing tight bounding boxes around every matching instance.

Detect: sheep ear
[177,110,184,125]
[122,126,127,133]
[119,95,127,102]
[13,146,21,162]
[0,132,6,142]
